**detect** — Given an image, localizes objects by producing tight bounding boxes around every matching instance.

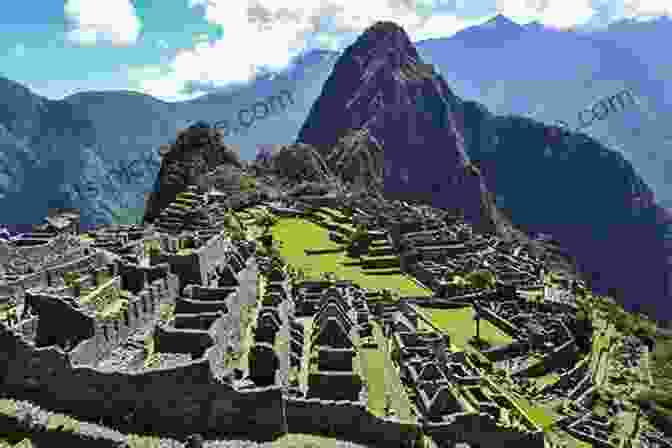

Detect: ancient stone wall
[2,322,287,439]
[514,339,579,377]
[285,397,419,447]
[0,413,123,448]
[13,316,38,342]
[484,341,528,362]
[67,273,178,366]
[478,306,520,338]
[173,312,222,330]
[155,252,200,292]
[68,335,101,366]
[26,293,95,348]
[175,297,228,314]
[426,412,544,447]
[10,251,109,296]
[197,232,232,284]
[153,325,213,358]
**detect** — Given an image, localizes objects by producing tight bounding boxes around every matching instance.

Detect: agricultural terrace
[425,305,514,349]
[269,217,431,297]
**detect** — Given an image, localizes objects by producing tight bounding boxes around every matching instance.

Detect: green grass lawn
[513,397,556,429]
[532,373,561,388]
[361,348,386,416]
[270,218,431,297]
[426,306,514,349]
[271,433,356,448]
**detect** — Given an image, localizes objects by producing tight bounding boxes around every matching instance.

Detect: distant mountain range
[0,51,340,227]
[416,14,672,209]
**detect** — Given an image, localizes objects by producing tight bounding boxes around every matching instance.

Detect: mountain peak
[484,14,521,29]
[349,21,415,57]
[365,21,408,35]
[452,14,525,45]
[296,23,508,235]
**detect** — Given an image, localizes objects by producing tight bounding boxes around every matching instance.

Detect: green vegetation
[255,209,279,234]
[62,271,81,288]
[271,433,348,448]
[361,347,386,416]
[270,217,430,296]
[464,270,498,290]
[427,306,513,348]
[649,336,672,401]
[512,396,556,429]
[158,303,175,323]
[239,174,257,191]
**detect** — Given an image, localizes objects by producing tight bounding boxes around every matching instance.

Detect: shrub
[239,175,257,191]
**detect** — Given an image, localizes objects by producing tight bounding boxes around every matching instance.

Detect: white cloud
[64,0,142,46]
[127,0,670,100]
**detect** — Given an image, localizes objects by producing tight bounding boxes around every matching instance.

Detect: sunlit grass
[270,218,430,296]
[426,306,514,348]
[361,347,386,416]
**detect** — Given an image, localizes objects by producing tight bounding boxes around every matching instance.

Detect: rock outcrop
[297,21,513,237]
[271,143,335,184]
[143,122,242,223]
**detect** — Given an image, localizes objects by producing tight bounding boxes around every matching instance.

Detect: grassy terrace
[360,321,415,419]
[426,306,514,349]
[417,304,559,432]
[270,217,431,297]
[360,345,386,416]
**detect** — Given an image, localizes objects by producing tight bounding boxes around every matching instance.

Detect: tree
[255,210,278,234]
[239,175,257,191]
[444,272,471,291]
[465,270,498,291]
[62,271,81,288]
[346,223,370,257]
[473,306,482,342]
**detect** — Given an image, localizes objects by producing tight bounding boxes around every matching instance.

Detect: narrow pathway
[298,316,314,396]
[235,264,262,378]
[371,321,415,421]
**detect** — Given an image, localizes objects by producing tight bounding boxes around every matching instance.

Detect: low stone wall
[69,336,102,367]
[26,293,95,349]
[153,325,213,359]
[425,412,544,448]
[197,232,233,285]
[285,396,419,447]
[415,301,472,309]
[484,341,529,363]
[173,312,222,330]
[13,316,38,343]
[175,297,228,314]
[2,251,108,303]
[155,252,201,292]
[478,306,520,339]
[0,414,124,448]
[67,273,178,367]
[514,339,579,378]
[188,286,238,301]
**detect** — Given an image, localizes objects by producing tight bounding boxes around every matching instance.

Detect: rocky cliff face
[0,76,110,227]
[297,21,513,236]
[460,101,672,318]
[143,122,242,223]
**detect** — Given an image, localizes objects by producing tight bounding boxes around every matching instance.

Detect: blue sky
[1,0,669,102]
